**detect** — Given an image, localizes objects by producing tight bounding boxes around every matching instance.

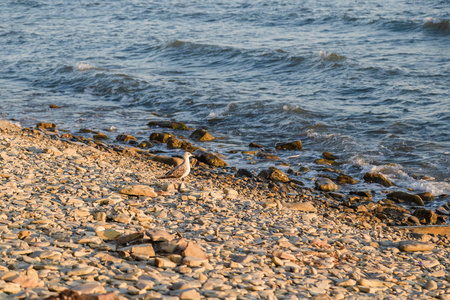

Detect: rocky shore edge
[1,119,450,300]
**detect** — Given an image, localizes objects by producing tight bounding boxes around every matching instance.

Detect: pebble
[0,120,449,300]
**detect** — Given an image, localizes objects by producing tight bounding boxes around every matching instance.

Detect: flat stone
[119,185,157,197]
[183,256,208,267]
[67,266,95,276]
[71,282,107,294]
[284,202,317,212]
[182,242,207,259]
[398,241,435,252]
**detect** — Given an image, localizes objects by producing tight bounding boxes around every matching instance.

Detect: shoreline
[1,119,450,299]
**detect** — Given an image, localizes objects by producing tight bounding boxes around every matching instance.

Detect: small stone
[71,282,106,294]
[183,256,208,267]
[119,185,157,197]
[425,279,438,290]
[17,231,31,240]
[337,279,356,287]
[155,257,178,269]
[67,266,95,276]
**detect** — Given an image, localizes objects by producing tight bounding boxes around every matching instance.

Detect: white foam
[206,102,236,121]
[73,62,95,71]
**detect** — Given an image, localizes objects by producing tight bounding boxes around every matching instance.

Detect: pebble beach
[1,119,450,300]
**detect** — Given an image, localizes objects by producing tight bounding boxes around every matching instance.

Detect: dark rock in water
[298,166,310,172]
[315,178,338,192]
[79,128,98,134]
[289,179,304,187]
[322,151,337,160]
[314,158,340,166]
[93,133,108,140]
[350,190,373,198]
[275,140,302,150]
[166,136,183,149]
[36,122,57,131]
[387,191,424,206]
[61,133,74,139]
[150,132,174,143]
[336,174,358,185]
[256,151,281,161]
[166,136,198,152]
[249,142,264,148]
[49,104,61,109]
[417,192,434,202]
[237,169,254,178]
[363,172,394,187]
[287,168,301,176]
[193,150,228,167]
[413,208,438,225]
[190,129,215,141]
[116,134,138,143]
[257,167,290,182]
[137,141,153,149]
[147,120,189,130]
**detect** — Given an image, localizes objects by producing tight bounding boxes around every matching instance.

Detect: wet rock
[412,208,438,224]
[137,141,153,148]
[336,174,358,185]
[387,191,424,206]
[116,134,138,143]
[417,192,434,202]
[190,129,215,142]
[315,178,338,192]
[257,167,290,182]
[147,120,189,130]
[36,122,57,131]
[249,142,264,148]
[119,185,157,197]
[275,140,302,150]
[193,150,228,167]
[314,158,339,166]
[149,132,174,143]
[255,151,281,161]
[363,172,394,187]
[236,169,254,178]
[322,151,337,160]
[166,136,183,149]
[93,133,108,140]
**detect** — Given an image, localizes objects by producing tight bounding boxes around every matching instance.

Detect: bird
[158,152,194,180]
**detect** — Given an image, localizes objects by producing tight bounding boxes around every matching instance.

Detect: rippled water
[1,0,449,203]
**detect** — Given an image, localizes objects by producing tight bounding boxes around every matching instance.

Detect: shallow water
[1,0,449,204]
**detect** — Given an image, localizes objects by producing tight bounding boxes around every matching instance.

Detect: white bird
[158,152,194,180]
